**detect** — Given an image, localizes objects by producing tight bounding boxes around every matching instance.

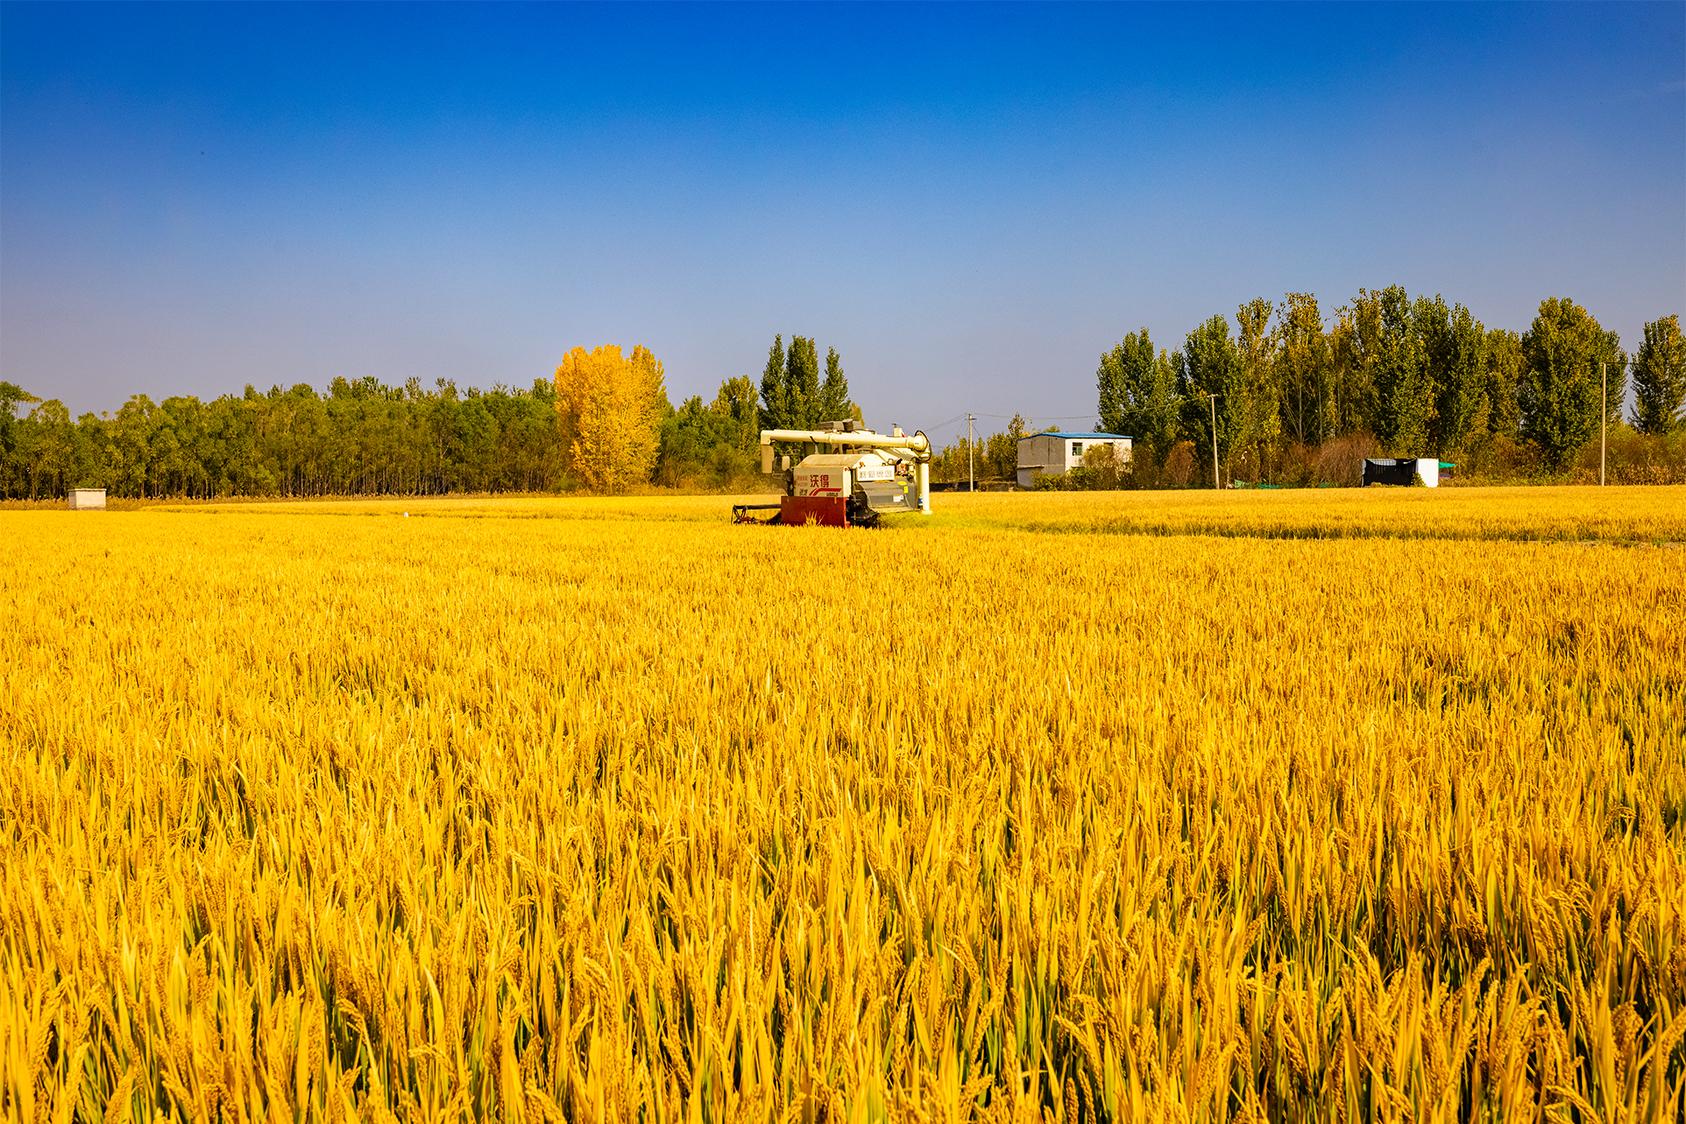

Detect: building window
[1070,441,1083,459]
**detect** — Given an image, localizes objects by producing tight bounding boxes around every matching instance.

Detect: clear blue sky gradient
[3,2,1682,438]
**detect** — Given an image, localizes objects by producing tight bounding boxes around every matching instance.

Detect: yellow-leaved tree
[553,344,667,492]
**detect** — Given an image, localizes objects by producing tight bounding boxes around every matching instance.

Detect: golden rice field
[2,486,1683,1123]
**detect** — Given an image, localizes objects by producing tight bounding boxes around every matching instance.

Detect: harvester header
[734,420,932,527]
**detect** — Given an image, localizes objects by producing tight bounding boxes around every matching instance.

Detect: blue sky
[3,1,1682,440]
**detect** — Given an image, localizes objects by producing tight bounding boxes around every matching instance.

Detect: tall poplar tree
[817,347,856,423]
[1148,350,1180,460]
[1234,297,1282,475]
[1330,290,1382,437]
[785,337,821,429]
[1483,328,1524,437]
[1373,285,1433,453]
[1097,329,1179,460]
[756,334,851,430]
[1097,331,1147,436]
[1602,335,1629,429]
[1276,293,1332,445]
[1518,297,1621,470]
[1176,315,1241,483]
[758,335,787,432]
[1419,297,1487,455]
[1631,315,1686,435]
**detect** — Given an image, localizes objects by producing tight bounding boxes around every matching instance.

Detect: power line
[921,413,969,434]
[967,412,1099,423]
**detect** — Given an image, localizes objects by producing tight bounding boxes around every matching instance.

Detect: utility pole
[1206,393,1221,489]
[1600,361,1607,487]
[967,413,975,492]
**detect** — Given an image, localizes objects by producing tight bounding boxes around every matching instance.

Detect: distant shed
[1017,431,1133,488]
[1362,459,1452,488]
[67,488,107,510]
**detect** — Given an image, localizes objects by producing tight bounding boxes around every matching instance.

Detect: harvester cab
[732,421,932,527]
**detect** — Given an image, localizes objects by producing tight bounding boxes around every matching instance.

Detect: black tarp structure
[1363,458,1421,486]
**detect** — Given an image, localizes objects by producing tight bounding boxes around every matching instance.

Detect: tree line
[0,377,570,500]
[1087,293,1684,485]
[0,332,854,500]
[4,300,1681,500]
[926,295,1684,487]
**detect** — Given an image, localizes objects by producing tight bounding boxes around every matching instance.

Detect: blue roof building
[1016,430,1133,487]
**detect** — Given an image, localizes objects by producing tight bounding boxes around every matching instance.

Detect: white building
[1016,432,1132,488]
[67,488,107,510]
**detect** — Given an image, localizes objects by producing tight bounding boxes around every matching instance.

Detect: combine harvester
[733,421,932,527]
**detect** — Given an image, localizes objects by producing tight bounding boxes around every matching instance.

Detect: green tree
[655,395,718,485]
[1419,297,1487,455]
[0,381,40,498]
[1148,351,1180,460]
[758,335,787,432]
[1276,293,1332,446]
[1482,329,1524,437]
[1176,317,1241,484]
[70,412,113,494]
[456,392,498,492]
[817,347,856,423]
[13,376,570,500]
[1372,285,1432,453]
[1097,329,1179,461]
[1631,315,1686,435]
[110,395,159,497]
[711,375,761,455]
[485,379,566,492]
[756,334,845,431]
[1234,297,1282,479]
[656,374,764,486]
[1097,331,1146,436]
[984,414,1029,480]
[1329,291,1382,436]
[156,396,211,497]
[1603,338,1629,428]
[1519,297,1622,470]
[785,337,821,429]
[21,399,74,498]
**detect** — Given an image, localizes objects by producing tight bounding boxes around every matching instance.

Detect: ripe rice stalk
[1,486,1682,1120]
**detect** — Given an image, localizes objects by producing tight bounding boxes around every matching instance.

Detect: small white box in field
[68,488,107,510]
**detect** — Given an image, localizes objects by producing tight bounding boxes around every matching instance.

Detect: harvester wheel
[848,489,880,527]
